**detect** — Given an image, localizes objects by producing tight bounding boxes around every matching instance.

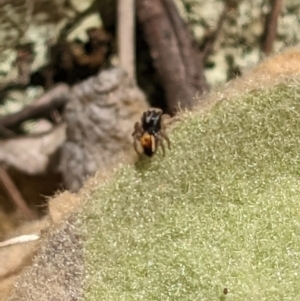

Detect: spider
[132,108,171,157]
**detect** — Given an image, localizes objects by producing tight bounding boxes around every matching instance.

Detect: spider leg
[132,122,143,136]
[160,114,171,129]
[150,134,157,153]
[132,121,143,155]
[158,137,166,157]
[158,113,171,151]
[133,138,142,155]
[160,130,171,150]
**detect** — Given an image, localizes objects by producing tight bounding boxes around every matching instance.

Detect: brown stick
[161,0,209,93]
[0,84,70,132]
[262,0,282,56]
[117,0,136,81]
[136,0,209,114]
[0,167,36,220]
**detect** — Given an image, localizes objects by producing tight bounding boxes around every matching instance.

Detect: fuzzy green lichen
[82,79,300,300]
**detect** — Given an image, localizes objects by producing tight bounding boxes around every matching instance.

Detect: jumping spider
[132,108,171,157]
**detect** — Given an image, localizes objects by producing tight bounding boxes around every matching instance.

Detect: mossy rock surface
[81,78,300,300]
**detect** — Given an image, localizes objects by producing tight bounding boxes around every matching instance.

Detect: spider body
[132,109,171,157]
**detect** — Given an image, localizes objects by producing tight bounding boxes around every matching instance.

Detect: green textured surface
[82,80,300,300]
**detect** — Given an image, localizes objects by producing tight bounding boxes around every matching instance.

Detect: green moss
[82,80,300,300]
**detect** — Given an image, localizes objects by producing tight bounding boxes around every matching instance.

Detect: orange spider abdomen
[140,133,156,155]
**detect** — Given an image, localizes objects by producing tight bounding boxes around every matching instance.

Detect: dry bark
[262,0,282,56]
[59,67,149,192]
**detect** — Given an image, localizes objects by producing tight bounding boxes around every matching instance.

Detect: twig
[0,81,29,101]
[262,0,282,56]
[0,167,36,220]
[0,233,40,248]
[0,84,70,132]
[117,0,136,81]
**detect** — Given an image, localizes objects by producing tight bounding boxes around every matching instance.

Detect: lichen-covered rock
[0,0,102,126]
[59,67,149,192]
[174,0,300,86]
